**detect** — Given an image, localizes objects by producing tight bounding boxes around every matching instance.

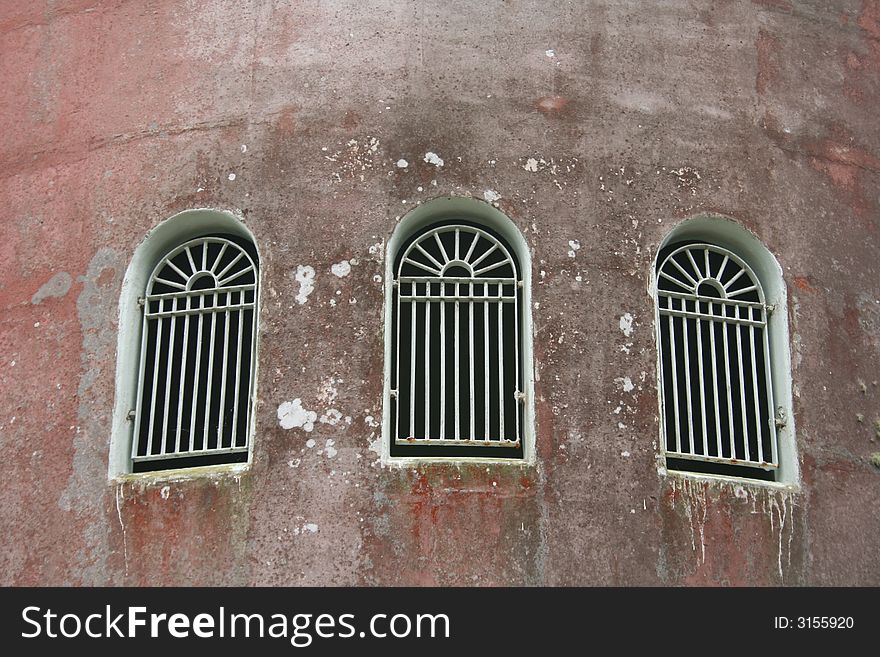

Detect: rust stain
[535,95,570,116]
[858,0,880,40]
[793,276,817,293]
[755,30,780,96]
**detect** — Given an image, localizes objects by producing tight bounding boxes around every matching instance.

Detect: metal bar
[394,281,402,443]
[434,232,450,264]
[681,298,695,454]
[409,292,416,439]
[659,306,764,328]
[439,281,446,440]
[666,297,682,454]
[160,299,178,455]
[514,280,521,445]
[147,284,255,301]
[722,313,736,459]
[470,243,498,269]
[230,300,246,447]
[455,228,460,260]
[215,252,245,283]
[173,297,192,454]
[708,302,723,458]
[473,260,509,277]
[498,285,505,441]
[686,248,703,279]
[715,254,729,282]
[152,277,187,291]
[146,313,165,456]
[454,282,460,441]
[402,257,441,275]
[216,304,231,448]
[399,276,515,284]
[399,294,516,303]
[146,302,255,319]
[695,309,708,456]
[734,307,750,461]
[749,320,764,464]
[414,244,444,271]
[664,451,778,470]
[722,267,746,290]
[727,284,758,298]
[185,246,198,275]
[202,291,218,450]
[668,257,699,289]
[464,231,479,263]
[424,292,431,440]
[660,289,763,309]
[210,242,228,273]
[164,259,189,282]
[760,315,779,466]
[469,283,475,441]
[394,438,520,448]
[188,298,205,452]
[132,446,250,463]
[131,313,152,460]
[484,295,490,440]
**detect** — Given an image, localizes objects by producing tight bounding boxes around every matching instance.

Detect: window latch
[774,406,787,428]
[126,409,136,422]
[137,296,146,307]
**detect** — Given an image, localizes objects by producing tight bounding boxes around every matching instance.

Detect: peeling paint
[294,265,315,305]
[277,399,317,432]
[619,313,634,338]
[423,151,444,167]
[331,260,351,278]
[31,272,72,304]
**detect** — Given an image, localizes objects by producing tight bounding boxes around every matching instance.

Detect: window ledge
[660,466,800,493]
[110,461,250,486]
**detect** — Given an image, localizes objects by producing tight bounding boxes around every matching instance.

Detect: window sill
[660,465,800,493]
[110,461,250,486]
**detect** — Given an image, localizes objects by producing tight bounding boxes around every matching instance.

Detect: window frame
[109,209,261,481]
[651,216,799,489]
[381,197,536,466]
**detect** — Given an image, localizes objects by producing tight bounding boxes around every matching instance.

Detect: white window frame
[651,215,799,488]
[382,197,536,465]
[109,209,261,480]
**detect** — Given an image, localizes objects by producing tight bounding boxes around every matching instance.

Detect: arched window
[384,198,534,462]
[654,222,796,485]
[109,210,261,479]
[129,234,259,472]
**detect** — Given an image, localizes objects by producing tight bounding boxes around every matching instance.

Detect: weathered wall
[1,0,878,586]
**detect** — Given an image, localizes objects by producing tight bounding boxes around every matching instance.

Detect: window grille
[656,242,778,481]
[390,222,523,458]
[131,235,258,472]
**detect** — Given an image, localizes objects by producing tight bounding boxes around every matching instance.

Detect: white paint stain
[294,265,315,305]
[483,189,501,203]
[160,486,170,500]
[277,399,317,432]
[324,439,338,458]
[331,260,351,278]
[615,376,635,393]
[302,523,319,534]
[523,158,539,172]
[228,173,236,181]
[319,408,343,426]
[545,49,555,58]
[619,312,634,337]
[396,159,408,168]
[424,151,444,167]
[31,272,73,304]
[306,438,316,448]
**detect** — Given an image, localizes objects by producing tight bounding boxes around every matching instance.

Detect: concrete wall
[1,0,878,586]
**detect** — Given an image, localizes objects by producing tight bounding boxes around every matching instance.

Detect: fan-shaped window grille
[656,242,778,481]
[131,235,258,472]
[390,222,523,458]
